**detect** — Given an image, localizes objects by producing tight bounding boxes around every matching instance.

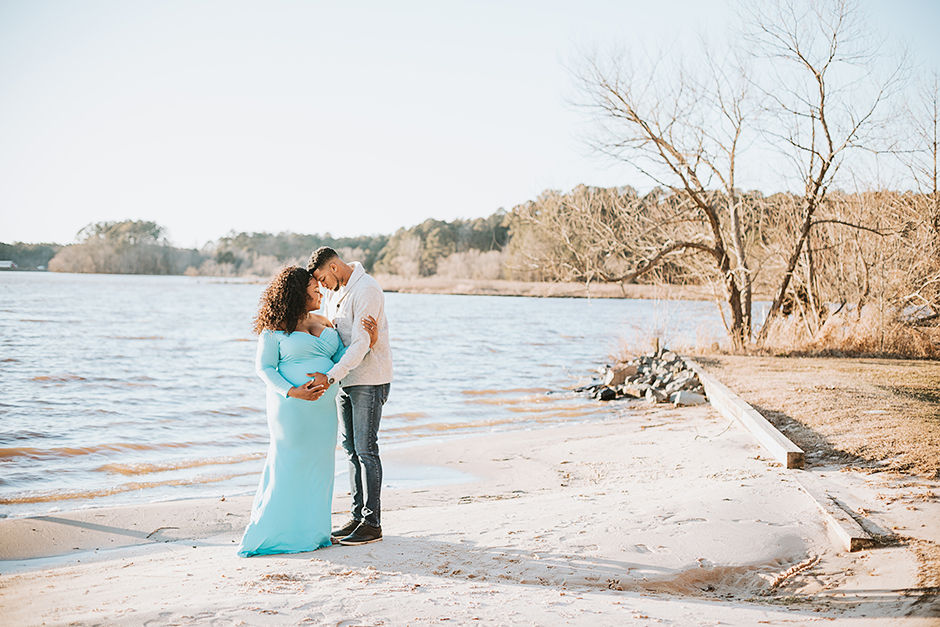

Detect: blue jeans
[337,383,389,528]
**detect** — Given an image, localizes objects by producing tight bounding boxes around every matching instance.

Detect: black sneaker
[338,523,382,546]
[331,519,360,538]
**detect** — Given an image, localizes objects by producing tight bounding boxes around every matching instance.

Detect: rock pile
[578,348,708,406]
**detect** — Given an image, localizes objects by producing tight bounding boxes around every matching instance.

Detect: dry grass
[759,306,940,359]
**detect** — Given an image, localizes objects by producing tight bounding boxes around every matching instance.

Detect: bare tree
[901,70,939,236]
[572,42,759,349]
[741,0,908,341]
[563,0,907,349]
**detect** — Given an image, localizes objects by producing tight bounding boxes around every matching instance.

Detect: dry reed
[758,306,940,359]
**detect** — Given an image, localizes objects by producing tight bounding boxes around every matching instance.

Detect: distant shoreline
[373,275,715,300]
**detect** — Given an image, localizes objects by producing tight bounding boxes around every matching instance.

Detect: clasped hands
[285,372,327,401]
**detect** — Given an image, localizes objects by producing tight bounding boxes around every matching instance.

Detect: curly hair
[252,266,311,335]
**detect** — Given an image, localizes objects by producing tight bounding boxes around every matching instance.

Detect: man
[306,246,392,546]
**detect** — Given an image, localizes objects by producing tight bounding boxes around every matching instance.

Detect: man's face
[312,263,341,292]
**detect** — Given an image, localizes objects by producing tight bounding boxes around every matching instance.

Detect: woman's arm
[256,331,321,400]
[256,331,292,397]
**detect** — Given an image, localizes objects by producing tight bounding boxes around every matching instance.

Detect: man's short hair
[308,246,339,273]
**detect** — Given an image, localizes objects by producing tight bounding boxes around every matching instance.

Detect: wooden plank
[683,358,805,469]
[680,358,872,553]
[794,475,875,552]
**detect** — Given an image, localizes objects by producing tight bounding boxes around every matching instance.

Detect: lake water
[0,272,727,518]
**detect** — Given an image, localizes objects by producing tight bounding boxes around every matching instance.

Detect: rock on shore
[579,348,707,406]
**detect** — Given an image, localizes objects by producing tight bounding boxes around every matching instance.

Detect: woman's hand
[363,315,379,348]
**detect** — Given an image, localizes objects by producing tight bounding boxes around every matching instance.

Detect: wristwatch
[327,376,335,386]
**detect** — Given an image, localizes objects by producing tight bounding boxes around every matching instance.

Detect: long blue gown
[237,328,346,557]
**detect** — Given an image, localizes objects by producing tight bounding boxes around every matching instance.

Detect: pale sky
[1,0,938,248]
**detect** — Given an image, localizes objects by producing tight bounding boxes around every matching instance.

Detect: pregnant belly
[278,357,336,387]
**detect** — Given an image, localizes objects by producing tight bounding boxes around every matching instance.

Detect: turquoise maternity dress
[237,328,346,557]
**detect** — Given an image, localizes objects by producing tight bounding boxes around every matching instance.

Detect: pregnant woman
[238,266,377,557]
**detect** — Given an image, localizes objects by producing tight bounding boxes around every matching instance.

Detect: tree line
[8,180,938,356]
[12,212,512,279]
[0,242,61,269]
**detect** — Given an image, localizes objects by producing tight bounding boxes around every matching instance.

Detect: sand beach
[2,381,938,627]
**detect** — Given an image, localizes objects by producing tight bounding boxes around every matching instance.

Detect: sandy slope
[1,401,937,626]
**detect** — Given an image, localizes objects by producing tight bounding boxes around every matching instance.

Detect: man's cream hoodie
[324,262,393,386]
